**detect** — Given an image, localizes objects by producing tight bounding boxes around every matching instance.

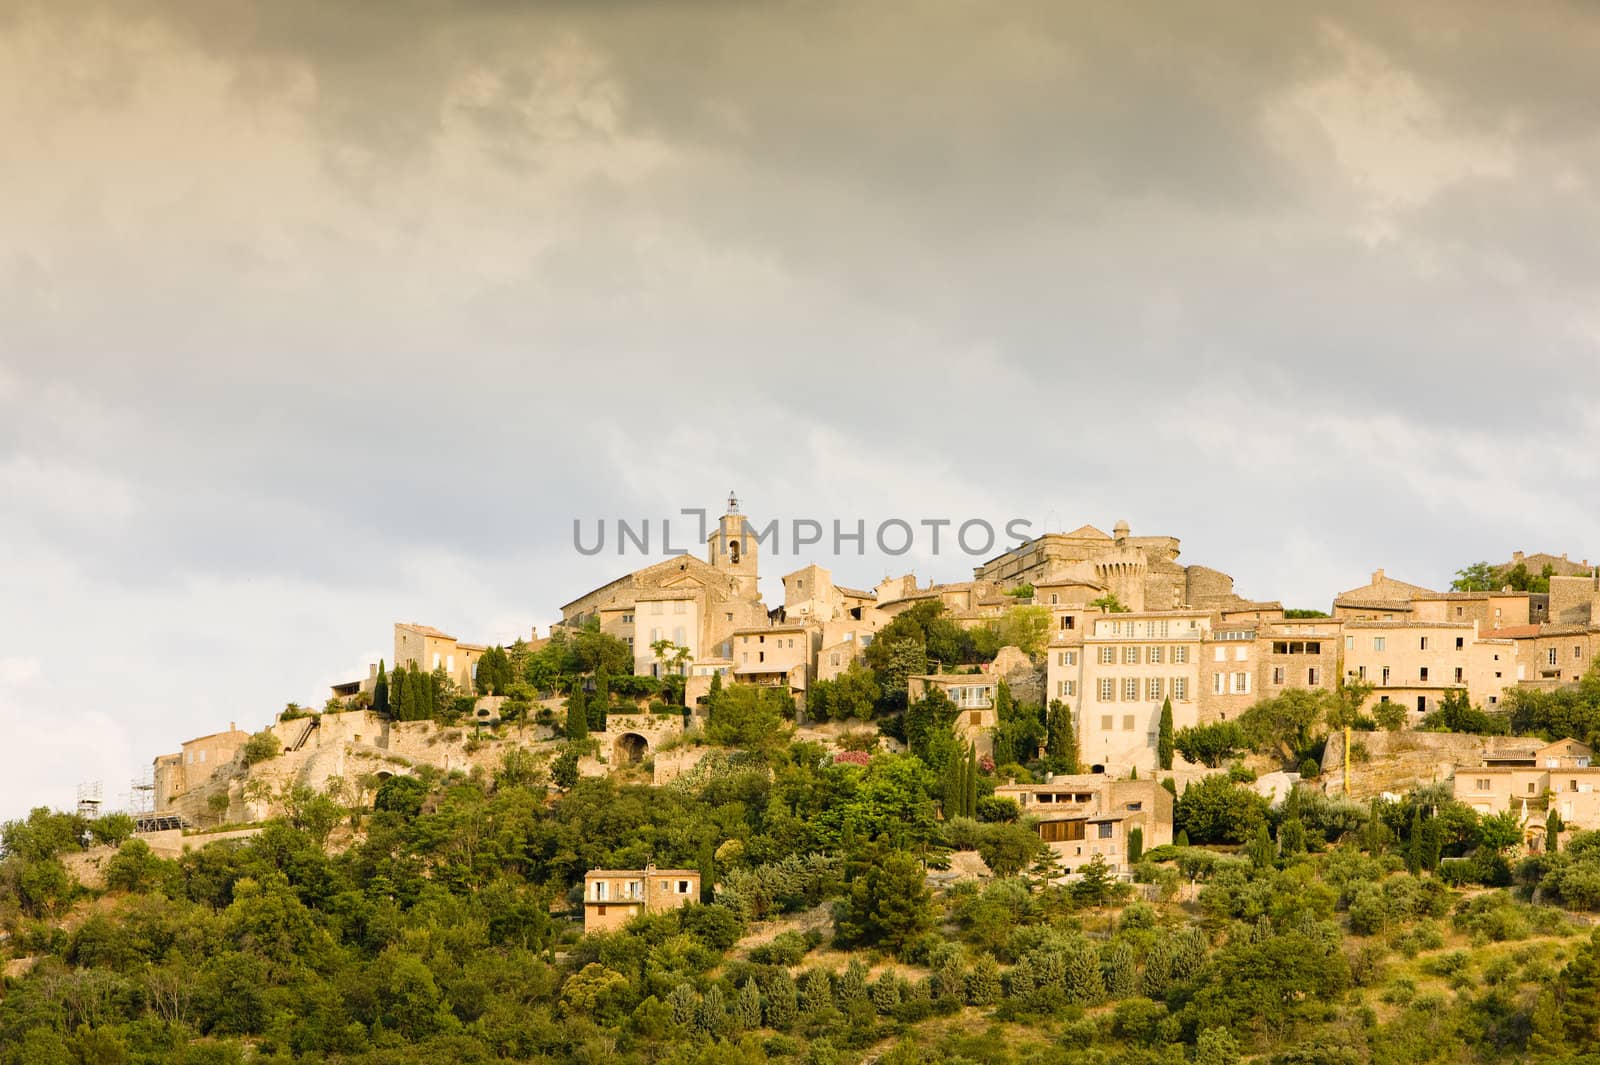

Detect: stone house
[583,865,701,933]
[394,622,486,694]
[1340,620,1514,717]
[153,723,251,812]
[994,775,1173,876]
[1075,611,1209,775]
[1453,739,1600,836]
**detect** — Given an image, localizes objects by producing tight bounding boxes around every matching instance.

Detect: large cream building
[1068,610,1209,775]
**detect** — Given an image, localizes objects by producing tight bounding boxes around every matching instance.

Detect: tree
[373,660,389,715]
[1128,825,1143,863]
[1406,808,1424,876]
[1175,776,1269,844]
[995,605,1051,658]
[1548,808,1563,854]
[1195,1026,1241,1065]
[1452,561,1498,593]
[706,685,794,751]
[1477,809,1523,854]
[1373,699,1408,732]
[1249,823,1275,869]
[977,822,1043,878]
[834,849,934,958]
[242,730,281,766]
[1157,696,1174,771]
[1091,592,1129,614]
[1239,688,1323,757]
[904,688,958,764]
[1173,721,1245,768]
[1046,700,1079,773]
[565,688,589,741]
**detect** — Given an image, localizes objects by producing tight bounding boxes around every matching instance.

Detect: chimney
[1513,551,1525,563]
[229,721,236,732]
[1372,568,1385,583]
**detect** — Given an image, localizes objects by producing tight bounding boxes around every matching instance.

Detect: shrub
[241,730,282,766]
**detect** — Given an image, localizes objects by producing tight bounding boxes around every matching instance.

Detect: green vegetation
[1453,559,1559,593]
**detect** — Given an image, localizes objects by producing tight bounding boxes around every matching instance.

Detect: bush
[976,796,1020,823]
[241,730,282,766]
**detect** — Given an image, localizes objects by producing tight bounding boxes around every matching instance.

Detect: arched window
[729,539,741,564]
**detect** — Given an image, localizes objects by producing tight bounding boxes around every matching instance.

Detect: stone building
[1332,569,1440,620]
[583,865,701,933]
[1453,739,1600,840]
[1074,610,1209,775]
[973,521,1244,613]
[152,723,251,812]
[1340,620,1514,717]
[994,775,1172,876]
[557,497,772,679]
[1549,572,1600,626]
[1410,591,1534,631]
[394,622,486,694]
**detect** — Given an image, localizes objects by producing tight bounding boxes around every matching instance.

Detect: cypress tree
[965,743,979,817]
[373,660,389,715]
[1128,825,1144,863]
[942,755,962,819]
[1548,808,1562,854]
[388,663,404,718]
[1249,823,1275,869]
[1420,815,1442,873]
[1406,808,1423,876]
[595,666,611,710]
[698,843,715,904]
[1158,696,1174,771]
[566,688,589,741]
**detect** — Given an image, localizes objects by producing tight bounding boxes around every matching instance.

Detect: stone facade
[152,724,250,811]
[994,775,1172,876]
[583,865,700,933]
[1075,611,1208,775]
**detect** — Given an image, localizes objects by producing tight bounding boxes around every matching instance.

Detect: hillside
[6,739,1600,1065]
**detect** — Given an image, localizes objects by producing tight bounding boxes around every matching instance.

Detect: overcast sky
[3,1,1598,818]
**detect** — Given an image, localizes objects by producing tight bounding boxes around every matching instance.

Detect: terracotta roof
[401,622,456,640]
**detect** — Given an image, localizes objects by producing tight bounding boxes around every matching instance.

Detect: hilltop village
[13,498,1600,1063]
[146,498,1600,870]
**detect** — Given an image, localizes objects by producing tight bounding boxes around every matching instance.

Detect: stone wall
[1319,730,1529,800]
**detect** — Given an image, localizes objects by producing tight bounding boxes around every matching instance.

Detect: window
[1381,666,1391,684]
[1097,822,1114,839]
[1357,665,1367,680]
[1307,667,1320,686]
[1475,779,1490,791]
[969,711,982,725]
[1040,820,1086,843]
[1099,679,1114,702]
[830,653,840,667]
[1173,646,1188,664]
[678,880,691,894]
[1099,647,1116,665]
[1345,635,1354,650]
[594,881,608,901]
[198,749,206,763]
[1456,606,1464,617]
[1124,646,1139,665]
[1374,637,1386,652]
[1148,677,1164,700]
[1420,667,1429,682]
[1122,715,1135,731]
[1579,646,1586,660]
[622,613,634,624]
[1528,782,1537,794]
[1232,672,1251,694]
[1213,646,1225,662]
[1060,615,1075,630]
[1050,593,1059,605]
[1123,678,1139,701]
[1173,677,1188,701]
[1235,646,1248,661]
[433,653,442,669]
[1213,673,1225,694]
[1549,648,1559,666]
[1456,637,1464,649]
[1149,646,1164,664]
[1420,636,1429,650]
[1272,666,1286,686]
[1454,667,1463,683]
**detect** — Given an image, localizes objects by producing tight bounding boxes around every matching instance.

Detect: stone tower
[708,492,760,599]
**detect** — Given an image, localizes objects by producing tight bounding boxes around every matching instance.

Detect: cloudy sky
[3,1,1598,817]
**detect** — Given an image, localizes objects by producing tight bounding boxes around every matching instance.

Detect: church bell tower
[707,491,759,599]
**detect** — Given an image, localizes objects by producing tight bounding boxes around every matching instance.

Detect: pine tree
[965,954,1001,1005]
[1101,940,1138,997]
[799,968,834,1016]
[1158,696,1174,771]
[869,971,901,1016]
[696,984,728,1038]
[763,970,798,1029]
[1195,1026,1241,1065]
[373,660,389,716]
[837,959,868,1007]
[1548,808,1562,854]
[734,980,762,1031]
[1141,936,1175,997]
[668,983,699,1027]
[1063,940,1105,1004]
[566,688,589,742]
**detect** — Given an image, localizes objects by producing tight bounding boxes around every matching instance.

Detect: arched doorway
[614,733,649,766]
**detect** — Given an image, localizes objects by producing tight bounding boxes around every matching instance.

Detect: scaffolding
[76,780,103,819]
[129,765,156,815]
